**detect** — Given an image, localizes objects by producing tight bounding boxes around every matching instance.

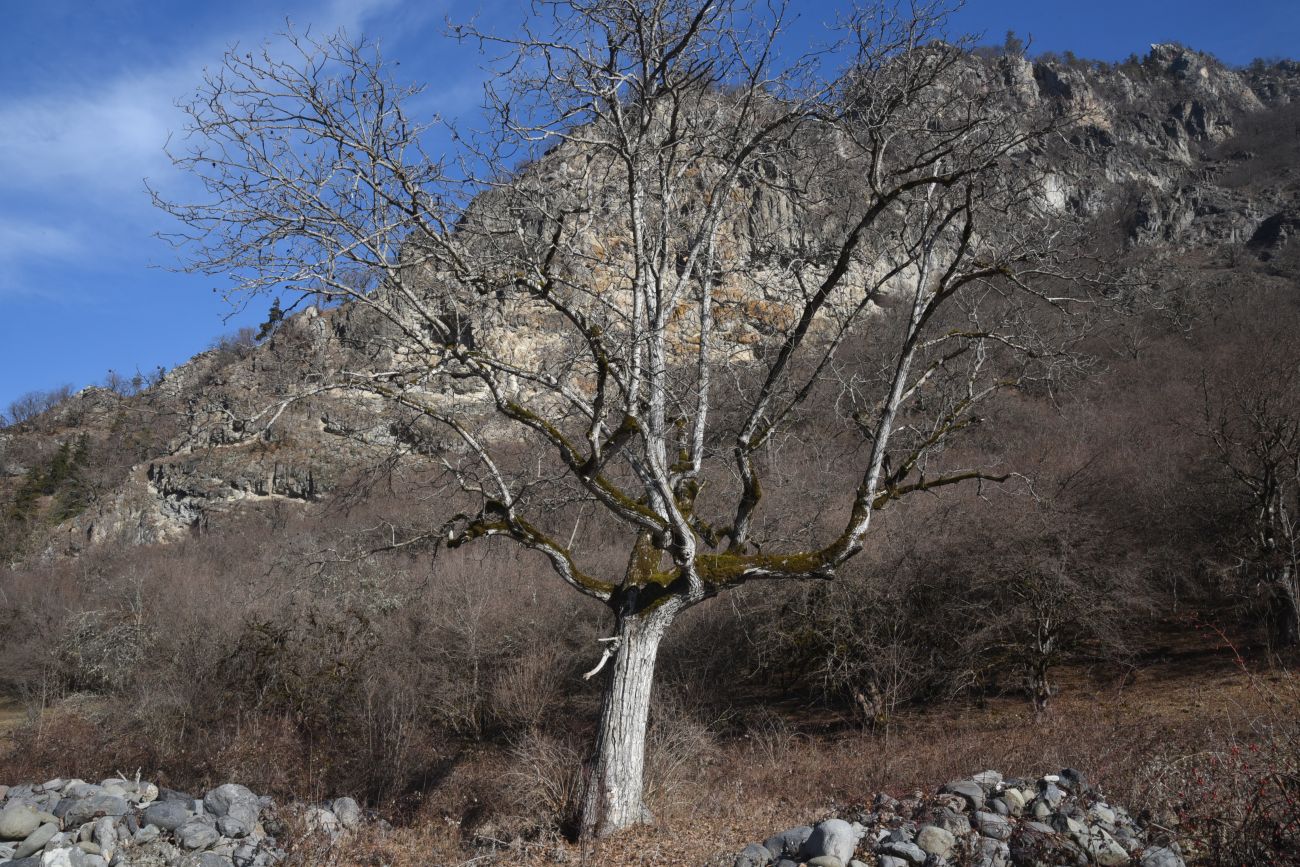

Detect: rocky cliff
[1,43,1297,561]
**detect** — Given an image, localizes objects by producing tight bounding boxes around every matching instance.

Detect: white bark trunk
[581,606,673,837]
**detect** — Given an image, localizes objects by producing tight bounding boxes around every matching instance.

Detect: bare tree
[1204,333,1300,649]
[3,385,74,428]
[153,0,1091,836]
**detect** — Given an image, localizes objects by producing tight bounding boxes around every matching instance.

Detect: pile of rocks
[732,769,1186,867]
[0,776,362,867]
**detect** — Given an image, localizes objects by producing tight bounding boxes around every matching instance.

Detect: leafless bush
[54,607,152,695]
[644,692,720,809]
[1135,656,1300,865]
[503,730,585,836]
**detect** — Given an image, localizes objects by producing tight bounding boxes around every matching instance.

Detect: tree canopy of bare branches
[153,0,1095,836]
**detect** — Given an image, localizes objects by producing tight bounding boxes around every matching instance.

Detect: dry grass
[286,629,1295,866]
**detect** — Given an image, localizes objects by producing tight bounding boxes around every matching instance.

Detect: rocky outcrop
[730,769,1183,867]
[1248,207,1300,258]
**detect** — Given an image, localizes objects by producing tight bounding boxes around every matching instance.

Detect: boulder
[331,796,362,832]
[0,804,41,841]
[1057,768,1087,793]
[176,819,221,850]
[915,825,955,859]
[975,810,1013,841]
[877,840,926,864]
[143,800,191,831]
[1141,845,1186,867]
[92,817,116,862]
[61,795,129,828]
[939,780,985,811]
[734,842,772,867]
[12,823,57,859]
[802,819,859,864]
[203,785,260,828]
[974,837,1010,867]
[763,826,812,858]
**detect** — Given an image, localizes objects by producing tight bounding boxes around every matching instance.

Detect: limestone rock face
[2,45,1297,563]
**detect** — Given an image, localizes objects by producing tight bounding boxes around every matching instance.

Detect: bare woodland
[1,1,1299,863]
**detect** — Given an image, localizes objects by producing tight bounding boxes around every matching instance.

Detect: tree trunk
[1270,566,1300,648]
[580,604,675,838]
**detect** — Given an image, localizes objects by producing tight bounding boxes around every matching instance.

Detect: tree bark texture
[581,605,675,837]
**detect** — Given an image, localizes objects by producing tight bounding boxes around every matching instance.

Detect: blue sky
[1,0,1297,411]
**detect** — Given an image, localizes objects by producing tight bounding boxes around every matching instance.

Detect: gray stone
[0,805,40,841]
[988,798,1009,815]
[1058,768,1087,793]
[763,826,812,858]
[734,842,772,867]
[1089,803,1116,825]
[61,795,129,828]
[1038,782,1064,808]
[304,807,339,838]
[11,823,57,859]
[975,810,1012,841]
[142,801,191,832]
[91,818,115,863]
[938,781,984,811]
[803,819,858,864]
[878,840,927,865]
[931,808,970,836]
[971,770,1003,792]
[63,784,101,801]
[877,858,909,867]
[1073,825,1128,866]
[1141,846,1186,867]
[217,816,248,838]
[231,844,260,867]
[133,824,161,843]
[176,819,221,850]
[806,858,843,867]
[973,837,1009,867]
[1001,788,1025,815]
[39,849,74,867]
[202,786,257,821]
[330,797,361,832]
[915,825,955,859]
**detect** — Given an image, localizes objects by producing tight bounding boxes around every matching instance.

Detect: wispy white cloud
[0,72,183,201]
[0,217,84,261]
[0,217,89,300]
[0,0,416,205]
[0,0,470,304]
